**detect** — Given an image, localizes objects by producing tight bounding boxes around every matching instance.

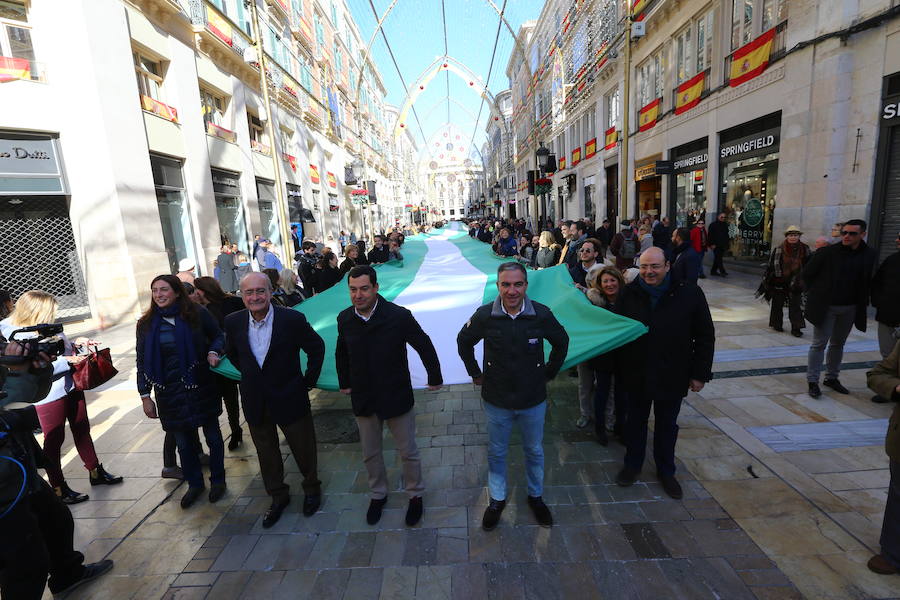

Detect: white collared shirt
[248,304,274,367]
[500,301,523,320]
[354,299,379,322]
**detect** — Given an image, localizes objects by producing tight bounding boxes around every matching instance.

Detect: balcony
[206,121,237,143]
[141,94,179,123]
[0,57,48,84]
[724,20,788,87]
[266,0,291,20]
[671,67,711,116]
[251,139,271,155]
[191,2,255,78]
[291,15,315,50]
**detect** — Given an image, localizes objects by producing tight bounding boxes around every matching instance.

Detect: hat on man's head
[177,258,196,272]
[784,225,803,236]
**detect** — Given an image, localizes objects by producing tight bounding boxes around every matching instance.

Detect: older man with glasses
[802,219,879,399]
[615,247,715,499]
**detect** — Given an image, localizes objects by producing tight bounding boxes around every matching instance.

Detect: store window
[256,178,281,249]
[212,168,247,253]
[719,120,780,260]
[670,140,710,227]
[151,154,196,274]
[133,50,164,101]
[1,1,40,81]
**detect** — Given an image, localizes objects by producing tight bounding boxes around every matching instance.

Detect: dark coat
[535,246,561,268]
[224,305,325,427]
[671,242,701,284]
[457,297,569,410]
[617,278,715,396]
[335,297,442,419]
[367,245,391,264]
[652,224,671,250]
[867,342,900,460]
[610,231,640,270]
[707,219,730,249]
[564,235,587,269]
[568,263,589,287]
[478,230,493,244]
[802,241,878,332]
[216,252,238,292]
[313,266,342,294]
[871,251,900,327]
[136,306,224,431]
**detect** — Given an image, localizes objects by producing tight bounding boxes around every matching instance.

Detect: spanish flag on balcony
[326,172,337,188]
[674,71,705,115]
[309,164,320,183]
[585,138,597,159]
[631,0,650,18]
[604,127,618,150]
[729,27,776,88]
[0,56,30,83]
[638,98,661,132]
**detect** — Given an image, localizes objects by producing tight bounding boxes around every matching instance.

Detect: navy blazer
[224,305,325,427]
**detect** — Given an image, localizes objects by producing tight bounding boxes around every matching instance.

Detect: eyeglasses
[839,230,860,237]
[579,247,595,253]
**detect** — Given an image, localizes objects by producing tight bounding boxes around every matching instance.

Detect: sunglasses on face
[840,230,860,237]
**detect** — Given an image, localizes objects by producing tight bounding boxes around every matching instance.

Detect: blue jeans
[173,418,225,489]
[698,250,706,276]
[483,400,546,500]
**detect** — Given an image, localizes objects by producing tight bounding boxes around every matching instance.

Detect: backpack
[619,232,637,260]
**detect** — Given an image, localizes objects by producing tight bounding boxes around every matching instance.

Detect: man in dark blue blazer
[224,272,325,528]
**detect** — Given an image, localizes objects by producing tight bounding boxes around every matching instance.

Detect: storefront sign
[742,197,764,227]
[655,160,674,175]
[634,163,657,181]
[720,129,779,161]
[672,151,709,172]
[0,135,65,194]
[882,98,900,121]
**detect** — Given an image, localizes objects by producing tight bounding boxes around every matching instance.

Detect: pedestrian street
[48,269,895,600]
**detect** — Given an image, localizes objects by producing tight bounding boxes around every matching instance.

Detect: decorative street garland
[535,177,552,196]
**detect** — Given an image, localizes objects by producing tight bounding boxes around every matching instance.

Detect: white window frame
[248,111,267,145]
[636,50,663,108]
[133,50,164,102]
[675,7,715,85]
[606,87,620,130]
[200,87,227,128]
[1,4,38,80]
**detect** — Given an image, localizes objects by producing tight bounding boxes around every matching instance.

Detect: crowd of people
[2,214,899,598]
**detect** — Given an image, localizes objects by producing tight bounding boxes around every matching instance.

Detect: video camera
[0,324,65,367]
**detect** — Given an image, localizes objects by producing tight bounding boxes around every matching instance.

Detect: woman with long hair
[313,253,341,293]
[136,274,226,508]
[339,244,360,276]
[534,230,561,268]
[0,290,122,503]
[585,266,629,445]
[192,276,246,450]
[277,269,304,307]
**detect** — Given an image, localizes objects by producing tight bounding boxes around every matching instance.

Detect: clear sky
[345,0,545,159]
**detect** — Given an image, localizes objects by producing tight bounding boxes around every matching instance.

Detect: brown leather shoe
[867,554,898,575]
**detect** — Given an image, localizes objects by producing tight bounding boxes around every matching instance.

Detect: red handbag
[72,346,118,391]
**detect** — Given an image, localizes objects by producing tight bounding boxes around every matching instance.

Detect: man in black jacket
[0,340,113,599]
[707,212,730,276]
[224,272,325,528]
[670,227,701,284]
[367,235,391,264]
[296,241,319,298]
[616,247,715,499]
[870,231,900,403]
[336,266,442,527]
[803,219,879,398]
[652,216,672,254]
[457,263,569,531]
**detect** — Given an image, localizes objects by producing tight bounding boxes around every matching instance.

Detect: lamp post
[492,182,501,218]
[351,157,373,244]
[480,193,485,217]
[535,142,550,227]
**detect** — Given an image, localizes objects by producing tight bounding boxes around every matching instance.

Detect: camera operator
[0,336,113,599]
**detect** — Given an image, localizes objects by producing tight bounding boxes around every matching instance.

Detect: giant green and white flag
[215,222,647,389]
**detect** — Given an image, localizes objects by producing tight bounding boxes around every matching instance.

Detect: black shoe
[50,559,113,597]
[527,495,553,528]
[659,475,683,499]
[772,326,784,332]
[698,273,707,279]
[209,484,226,503]
[263,497,290,528]
[55,483,89,505]
[89,464,123,486]
[228,430,243,451]
[366,497,388,525]
[161,466,184,480]
[808,382,822,399]
[198,452,210,466]
[405,496,423,526]
[616,468,639,487]
[596,430,609,446]
[721,272,729,277]
[823,378,849,394]
[872,394,890,404]
[181,486,205,508]
[791,329,803,337]
[481,498,506,531]
[303,494,321,517]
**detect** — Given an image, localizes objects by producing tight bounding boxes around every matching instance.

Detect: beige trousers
[355,408,424,499]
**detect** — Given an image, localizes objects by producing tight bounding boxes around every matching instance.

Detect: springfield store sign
[720,129,779,161]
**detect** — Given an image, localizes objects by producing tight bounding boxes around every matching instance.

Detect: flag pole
[620,13,632,222]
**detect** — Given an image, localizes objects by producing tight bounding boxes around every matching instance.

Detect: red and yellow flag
[571,147,581,166]
[638,98,661,132]
[326,171,337,188]
[309,164,320,183]
[558,156,567,170]
[141,95,179,122]
[631,0,649,17]
[604,127,618,150]
[585,138,597,159]
[206,9,233,47]
[675,71,705,115]
[283,153,297,171]
[729,28,776,88]
[0,56,30,83]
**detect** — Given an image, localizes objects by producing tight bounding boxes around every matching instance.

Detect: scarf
[777,241,806,279]
[142,304,198,389]
[638,273,671,309]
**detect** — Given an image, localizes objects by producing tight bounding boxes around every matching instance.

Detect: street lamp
[492,182,500,217]
[351,158,373,243]
[480,193,485,217]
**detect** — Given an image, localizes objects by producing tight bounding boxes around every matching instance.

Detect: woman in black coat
[136,274,226,508]
[193,276,246,450]
[313,254,342,293]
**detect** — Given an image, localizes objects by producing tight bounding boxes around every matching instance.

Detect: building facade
[0,0,398,323]
[503,0,900,263]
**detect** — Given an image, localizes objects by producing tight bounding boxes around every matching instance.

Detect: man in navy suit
[224,272,325,528]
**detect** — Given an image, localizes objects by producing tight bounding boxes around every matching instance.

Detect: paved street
[50,271,896,599]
